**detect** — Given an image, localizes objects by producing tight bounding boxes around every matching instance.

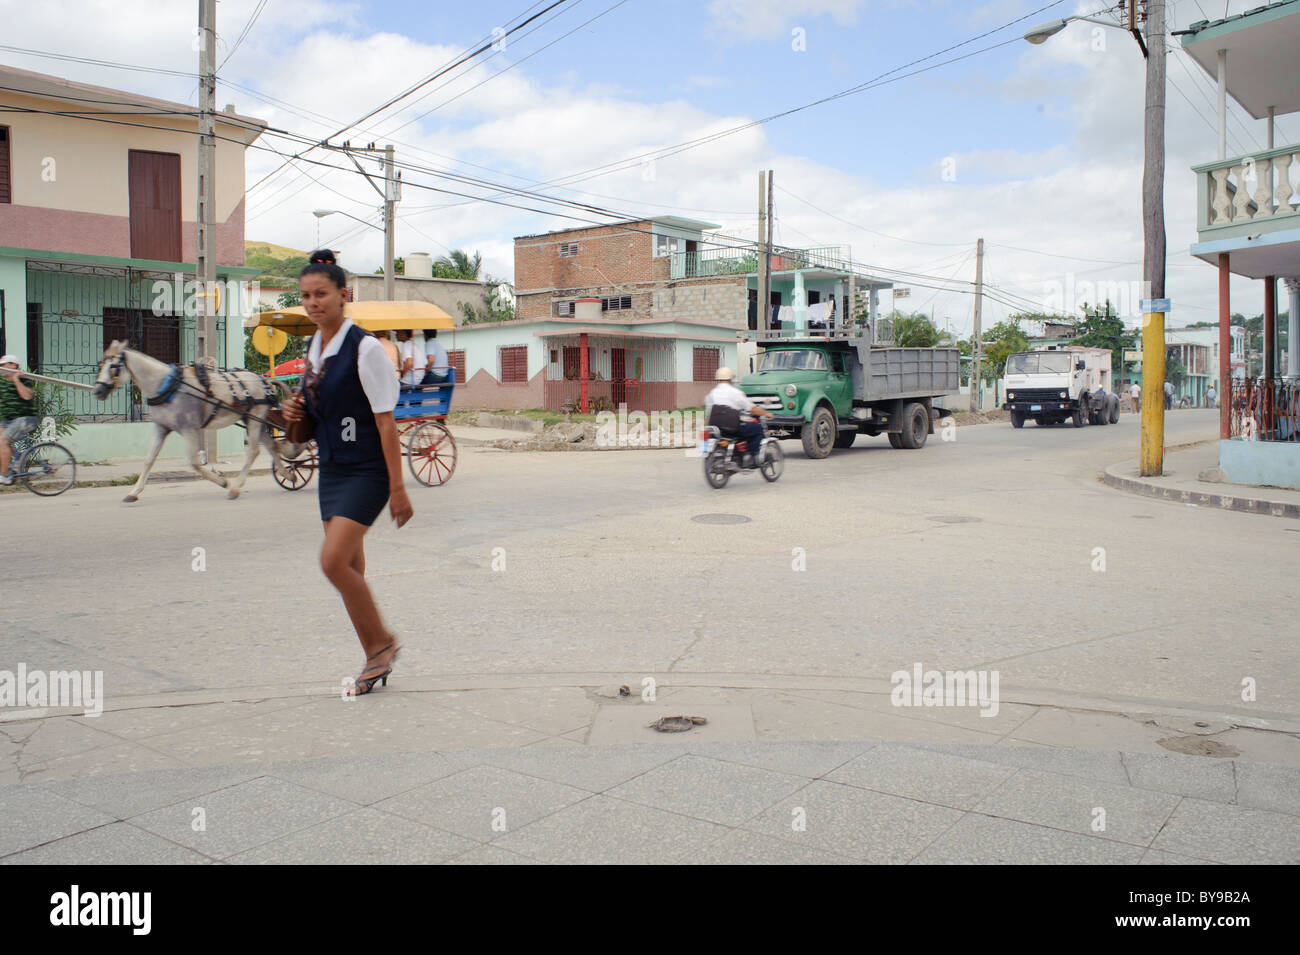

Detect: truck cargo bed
[861,347,960,400]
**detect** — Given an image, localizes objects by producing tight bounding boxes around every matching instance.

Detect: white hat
[715,366,734,381]
[0,354,20,367]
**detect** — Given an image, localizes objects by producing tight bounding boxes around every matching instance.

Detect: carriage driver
[0,355,38,485]
[704,367,772,467]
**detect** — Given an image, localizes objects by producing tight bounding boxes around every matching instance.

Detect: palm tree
[433,250,482,280]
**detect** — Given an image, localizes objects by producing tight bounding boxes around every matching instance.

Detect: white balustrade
[1202,145,1300,227]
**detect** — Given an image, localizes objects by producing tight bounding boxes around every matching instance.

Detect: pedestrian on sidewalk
[1206,383,1217,408]
[280,250,412,696]
[1164,380,1174,410]
[1129,380,1141,414]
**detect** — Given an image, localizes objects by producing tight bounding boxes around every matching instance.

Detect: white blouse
[306,318,399,414]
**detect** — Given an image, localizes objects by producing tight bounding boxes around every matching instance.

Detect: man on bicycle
[0,354,38,485]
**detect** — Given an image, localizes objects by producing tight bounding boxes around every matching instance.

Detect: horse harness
[149,360,281,430]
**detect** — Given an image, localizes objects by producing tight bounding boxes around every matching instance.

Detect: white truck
[1002,345,1120,428]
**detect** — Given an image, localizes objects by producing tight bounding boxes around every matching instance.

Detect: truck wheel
[1011,411,1025,429]
[1108,395,1120,424]
[834,430,857,448]
[888,432,903,448]
[801,406,836,459]
[899,402,928,449]
[1073,399,1087,428]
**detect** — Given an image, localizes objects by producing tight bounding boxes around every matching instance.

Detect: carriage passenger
[398,329,425,388]
[423,330,451,384]
[280,250,412,696]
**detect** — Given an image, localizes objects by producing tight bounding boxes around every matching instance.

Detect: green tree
[889,311,942,348]
[973,319,1031,383]
[374,257,405,276]
[1073,300,1135,376]
[459,280,516,325]
[434,250,482,280]
[243,291,305,373]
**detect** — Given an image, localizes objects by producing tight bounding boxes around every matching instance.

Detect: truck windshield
[760,350,827,371]
[1006,353,1072,375]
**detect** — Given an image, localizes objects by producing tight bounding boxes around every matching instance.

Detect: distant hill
[246,241,309,288]
[246,240,308,260]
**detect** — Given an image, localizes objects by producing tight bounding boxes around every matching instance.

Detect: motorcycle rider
[705,367,773,468]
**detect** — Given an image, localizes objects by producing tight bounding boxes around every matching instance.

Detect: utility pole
[383,144,397,301]
[969,237,984,412]
[765,169,774,330]
[757,171,768,332]
[1139,0,1167,476]
[197,0,218,464]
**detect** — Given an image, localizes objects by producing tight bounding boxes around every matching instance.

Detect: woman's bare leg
[320,516,389,659]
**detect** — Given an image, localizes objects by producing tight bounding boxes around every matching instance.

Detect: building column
[1286,277,1300,380]
[579,332,589,414]
[1219,253,1231,439]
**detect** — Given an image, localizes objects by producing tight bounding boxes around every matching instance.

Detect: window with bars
[601,296,632,311]
[693,346,720,382]
[448,349,466,383]
[499,345,528,384]
[556,300,576,316]
[558,242,579,257]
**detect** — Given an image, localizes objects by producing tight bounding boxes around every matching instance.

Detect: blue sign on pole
[1140,299,1171,313]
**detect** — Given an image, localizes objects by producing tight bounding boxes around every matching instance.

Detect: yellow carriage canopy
[249,300,455,337]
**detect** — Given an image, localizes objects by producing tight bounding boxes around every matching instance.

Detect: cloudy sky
[2,0,1293,335]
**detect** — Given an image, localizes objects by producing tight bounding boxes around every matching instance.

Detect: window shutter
[500,345,528,384]
[448,350,466,383]
[693,347,720,382]
[0,126,13,203]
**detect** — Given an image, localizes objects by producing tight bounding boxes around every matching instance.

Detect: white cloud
[706,0,870,41]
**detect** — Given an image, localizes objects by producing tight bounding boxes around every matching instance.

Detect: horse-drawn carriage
[250,301,458,491]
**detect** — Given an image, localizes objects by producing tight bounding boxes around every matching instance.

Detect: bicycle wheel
[20,442,76,496]
[408,422,457,486]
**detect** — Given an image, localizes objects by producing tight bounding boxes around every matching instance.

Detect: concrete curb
[1103,462,1300,520]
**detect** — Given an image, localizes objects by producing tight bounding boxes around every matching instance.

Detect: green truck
[737,327,960,458]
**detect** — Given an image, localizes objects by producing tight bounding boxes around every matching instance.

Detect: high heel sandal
[348,639,402,696]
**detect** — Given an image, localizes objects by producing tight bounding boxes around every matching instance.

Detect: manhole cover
[692,513,752,525]
[649,715,708,733]
[927,515,981,524]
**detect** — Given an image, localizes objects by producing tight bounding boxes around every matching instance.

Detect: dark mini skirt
[318,462,390,526]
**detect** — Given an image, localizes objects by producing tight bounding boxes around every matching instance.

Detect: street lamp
[313,208,382,247]
[1024,1,1165,474]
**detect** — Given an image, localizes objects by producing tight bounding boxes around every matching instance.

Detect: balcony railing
[669,245,848,279]
[1194,143,1300,232]
[1228,377,1300,442]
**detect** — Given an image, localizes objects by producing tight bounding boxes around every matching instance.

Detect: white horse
[92,340,301,502]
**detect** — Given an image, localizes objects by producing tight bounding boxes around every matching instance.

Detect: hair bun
[309,249,337,265]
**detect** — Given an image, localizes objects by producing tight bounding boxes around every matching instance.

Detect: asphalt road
[2,408,1294,726]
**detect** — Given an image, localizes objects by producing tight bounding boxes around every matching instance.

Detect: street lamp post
[1025,1,1166,474]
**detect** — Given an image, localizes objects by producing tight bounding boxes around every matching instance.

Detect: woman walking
[282,250,413,695]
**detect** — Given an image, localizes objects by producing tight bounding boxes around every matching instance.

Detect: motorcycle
[700,417,784,488]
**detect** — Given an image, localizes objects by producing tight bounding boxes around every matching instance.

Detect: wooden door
[128,151,182,262]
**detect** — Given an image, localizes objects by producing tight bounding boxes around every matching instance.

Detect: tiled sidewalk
[4,741,1297,865]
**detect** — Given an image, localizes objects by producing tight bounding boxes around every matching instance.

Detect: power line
[218,0,270,72]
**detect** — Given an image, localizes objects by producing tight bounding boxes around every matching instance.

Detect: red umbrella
[273,358,306,377]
